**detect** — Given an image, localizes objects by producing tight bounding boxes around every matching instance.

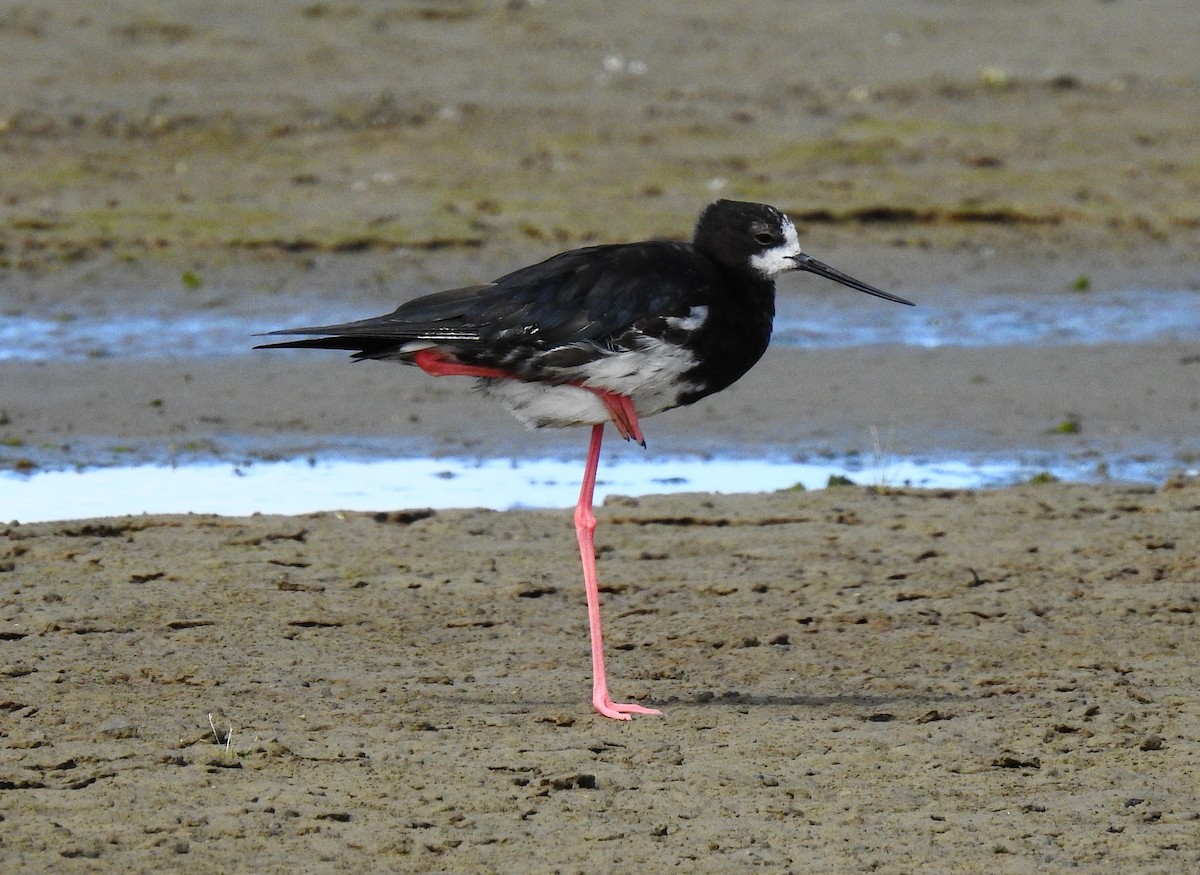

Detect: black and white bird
[257,199,913,720]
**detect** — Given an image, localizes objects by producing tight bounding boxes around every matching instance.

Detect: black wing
[255,241,717,368]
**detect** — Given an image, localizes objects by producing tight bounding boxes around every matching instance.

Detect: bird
[256,199,913,720]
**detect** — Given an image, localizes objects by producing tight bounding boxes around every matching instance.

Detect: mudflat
[4,482,1199,870]
[2,2,1200,872]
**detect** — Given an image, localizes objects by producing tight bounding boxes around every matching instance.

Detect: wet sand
[3,1,1200,871]
[4,482,1200,870]
[6,337,1200,476]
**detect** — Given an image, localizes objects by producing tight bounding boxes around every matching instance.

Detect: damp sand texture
[3,482,1200,871]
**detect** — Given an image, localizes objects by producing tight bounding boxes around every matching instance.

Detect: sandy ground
[3,483,1200,872]
[2,1,1200,871]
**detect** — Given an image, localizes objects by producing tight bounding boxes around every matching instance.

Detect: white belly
[482,381,612,428]
[479,337,702,429]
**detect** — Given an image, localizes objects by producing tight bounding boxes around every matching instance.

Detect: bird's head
[695,200,913,306]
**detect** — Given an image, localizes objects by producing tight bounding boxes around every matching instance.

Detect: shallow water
[5,286,1196,522]
[2,288,1198,361]
[774,288,1200,349]
[3,450,1186,524]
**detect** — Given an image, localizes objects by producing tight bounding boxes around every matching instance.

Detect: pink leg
[412,348,647,446]
[589,389,646,447]
[576,423,662,720]
[411,348,514,380]
[413,349,656,717]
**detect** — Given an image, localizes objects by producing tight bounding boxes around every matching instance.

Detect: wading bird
[257,200,913,719]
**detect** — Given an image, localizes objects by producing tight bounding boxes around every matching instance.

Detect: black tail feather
[254,336,371,351]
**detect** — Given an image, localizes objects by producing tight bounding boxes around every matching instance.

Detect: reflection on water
[773,288,1200,349]
[2,289,1198,361]
[3,452,1184,524]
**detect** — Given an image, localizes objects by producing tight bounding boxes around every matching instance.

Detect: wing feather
[255,241,716,367]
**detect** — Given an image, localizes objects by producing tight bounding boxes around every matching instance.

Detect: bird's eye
[754,231,776,246]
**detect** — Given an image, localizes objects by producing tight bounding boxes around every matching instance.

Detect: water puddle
[773,288,1200,349]
[0,309,323,362]
[2,289,1197,361]
[3,451,1185,524]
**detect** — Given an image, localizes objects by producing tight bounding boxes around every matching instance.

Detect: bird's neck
[684,271,776,400]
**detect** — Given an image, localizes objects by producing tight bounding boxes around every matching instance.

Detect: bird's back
[263,241,724,364]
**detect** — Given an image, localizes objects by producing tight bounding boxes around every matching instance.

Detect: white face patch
[748,217,802,280]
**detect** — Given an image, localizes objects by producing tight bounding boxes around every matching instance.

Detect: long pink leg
[413,348,659,717]
[576,423,662,720]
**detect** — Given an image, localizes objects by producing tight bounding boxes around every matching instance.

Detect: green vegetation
[1027,471,1060,485]
[1053,416,1082,435]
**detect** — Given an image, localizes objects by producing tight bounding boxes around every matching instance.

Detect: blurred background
[2,1,1198,514]
[2,0,1196,272]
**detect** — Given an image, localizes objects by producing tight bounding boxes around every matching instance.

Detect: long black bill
[793,253,914,306]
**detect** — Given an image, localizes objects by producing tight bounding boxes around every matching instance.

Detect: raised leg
[576,423,661,720]
[589,388,646,447]
[411,347,514,380]
[411,348,647,446]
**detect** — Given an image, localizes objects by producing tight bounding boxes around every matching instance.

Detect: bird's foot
[585,388,646,447]
[594,693,662,721]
